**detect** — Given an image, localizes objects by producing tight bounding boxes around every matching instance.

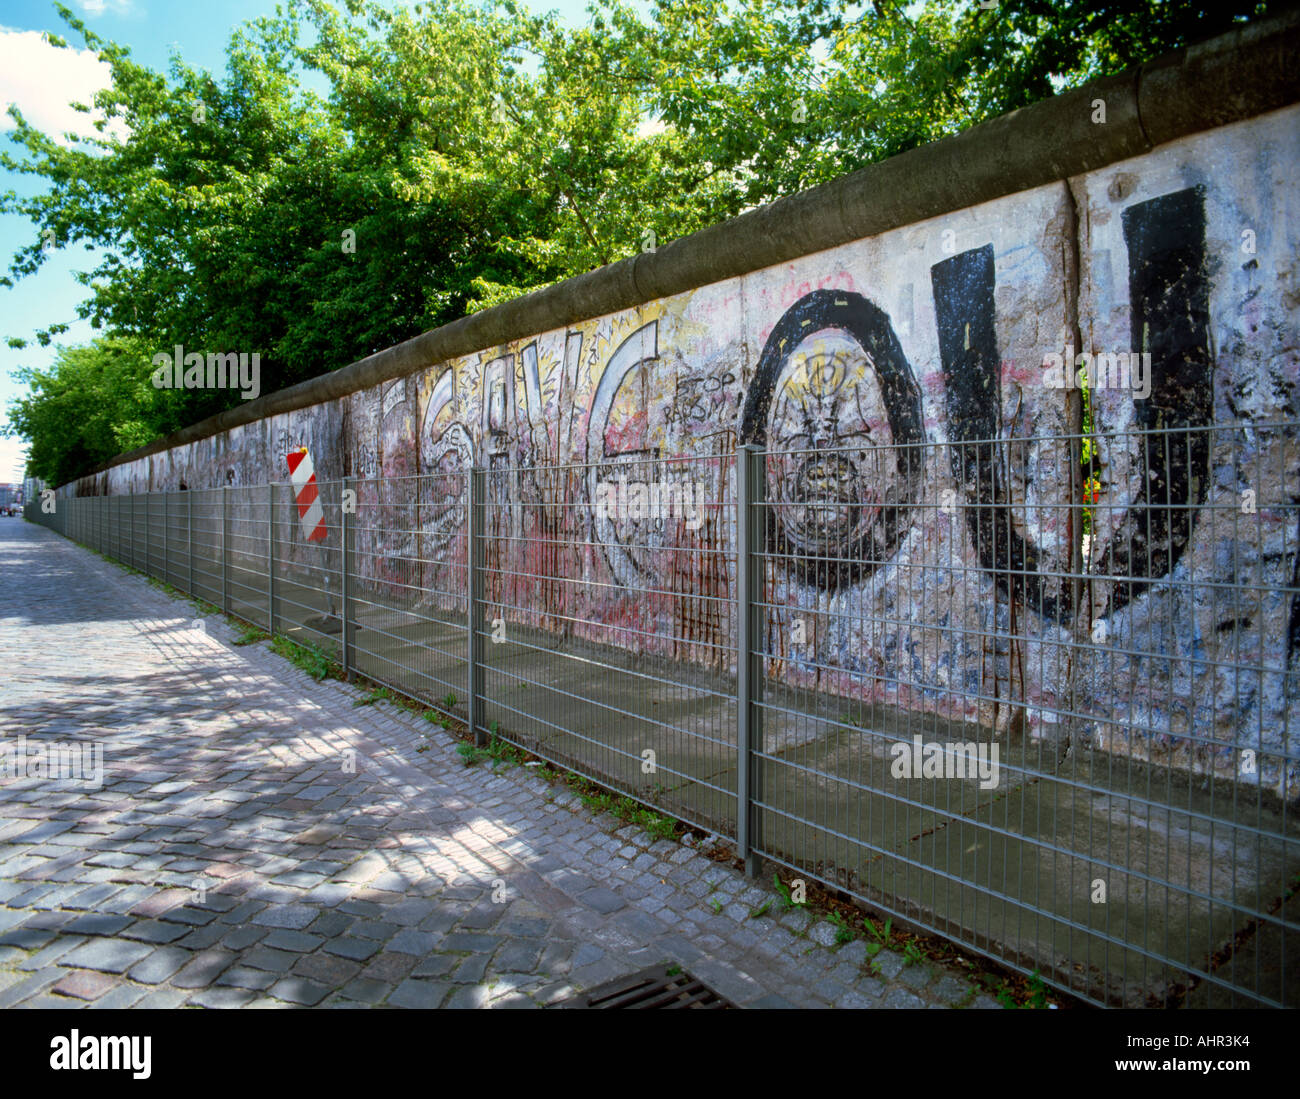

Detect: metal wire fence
[24,422,1300,1008]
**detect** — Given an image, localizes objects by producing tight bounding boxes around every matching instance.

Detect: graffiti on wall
[739,290,925,590]
[76,95,1300,788]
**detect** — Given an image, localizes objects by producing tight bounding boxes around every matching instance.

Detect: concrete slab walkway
[0,517,999,1008]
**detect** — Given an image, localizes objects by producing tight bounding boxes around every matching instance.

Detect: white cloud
[0,436,29,483]
[73,1,135,15]
[0,26,126,145]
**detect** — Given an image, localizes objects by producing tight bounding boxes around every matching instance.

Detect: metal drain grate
[557,965,737,1009]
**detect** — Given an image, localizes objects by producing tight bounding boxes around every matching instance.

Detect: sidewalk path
[0,517,999,1008]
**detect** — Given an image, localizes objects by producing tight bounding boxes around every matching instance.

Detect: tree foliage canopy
[2,0,1273,484]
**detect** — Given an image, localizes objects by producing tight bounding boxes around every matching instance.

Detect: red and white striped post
[286,447,328,543]
[285,446,340,631]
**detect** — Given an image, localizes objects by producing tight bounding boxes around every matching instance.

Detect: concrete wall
[63,21,1300,797]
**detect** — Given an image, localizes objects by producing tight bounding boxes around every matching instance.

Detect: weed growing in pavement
[983,969,1050,1009]
[422,708,454,730]
[827,910,855,946]
[456,734,524,770]
[354,684,398,706]
[269,635,337,681]
[457,741,489,767]
[232,624,270,646]
[773,873,807,911]
[486,736,525,768]
[864,915,892,957]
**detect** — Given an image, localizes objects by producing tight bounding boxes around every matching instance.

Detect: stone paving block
[0,927,55,951]
[65,913,134,937]
[135,988,191,1009]
[360,953,418,984]
[220,925,268,951]
[60,938,154,975]
[495,940,543,973]
[121,919,191,945]
[88,985,149,1009]
[388,978,451,1009]
[217,900,268,925]
[933,975,974,1004]
[128,947,192,985]
[445,984,491,1009]
[969,994,1005,1009]
[898,964,934,990]
[252,904,317,930]
[292,953,361,986]
[338,978,391,1004]
[319,935,380,964]
[65,883,125,910]
[130,888,191,919]
[750,992,801,1009]
[578,887,626,915]
[51,969,119,1001]
[807,922,840,948]
[262,930,323,954]
[387,929,438,956]
[812,977,850,1003]
[351,919,399,942]
[215,966,278,992]
[569,957,629,990]
[306,911,355,938]
[162,906,220,928]
[17,936,88,971]
[872,950,906,980]
[190,987,256,1008]
[0,970,62,1009]
[449,955,490,984]
[410,954,456,978]
[881,987,927,1009]
[171,947,237,990]
[442,931,502,954]
[269,976,330,1006]
[241,946,298,974]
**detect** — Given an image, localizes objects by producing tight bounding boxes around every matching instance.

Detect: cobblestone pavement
[0,519,1003,1009]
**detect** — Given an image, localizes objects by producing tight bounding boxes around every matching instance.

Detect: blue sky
[0,0,614,483]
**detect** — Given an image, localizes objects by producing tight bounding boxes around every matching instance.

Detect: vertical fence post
[130,493,136,571]
[163,492,169,585]
[187,491,194,597]
[467,467,486,747]
[736,443,766,878]
[341,477,352,681]
[267,482,276,636]
[221,486,230,615]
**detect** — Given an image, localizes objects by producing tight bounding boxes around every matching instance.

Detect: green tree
[4,337,175,486]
